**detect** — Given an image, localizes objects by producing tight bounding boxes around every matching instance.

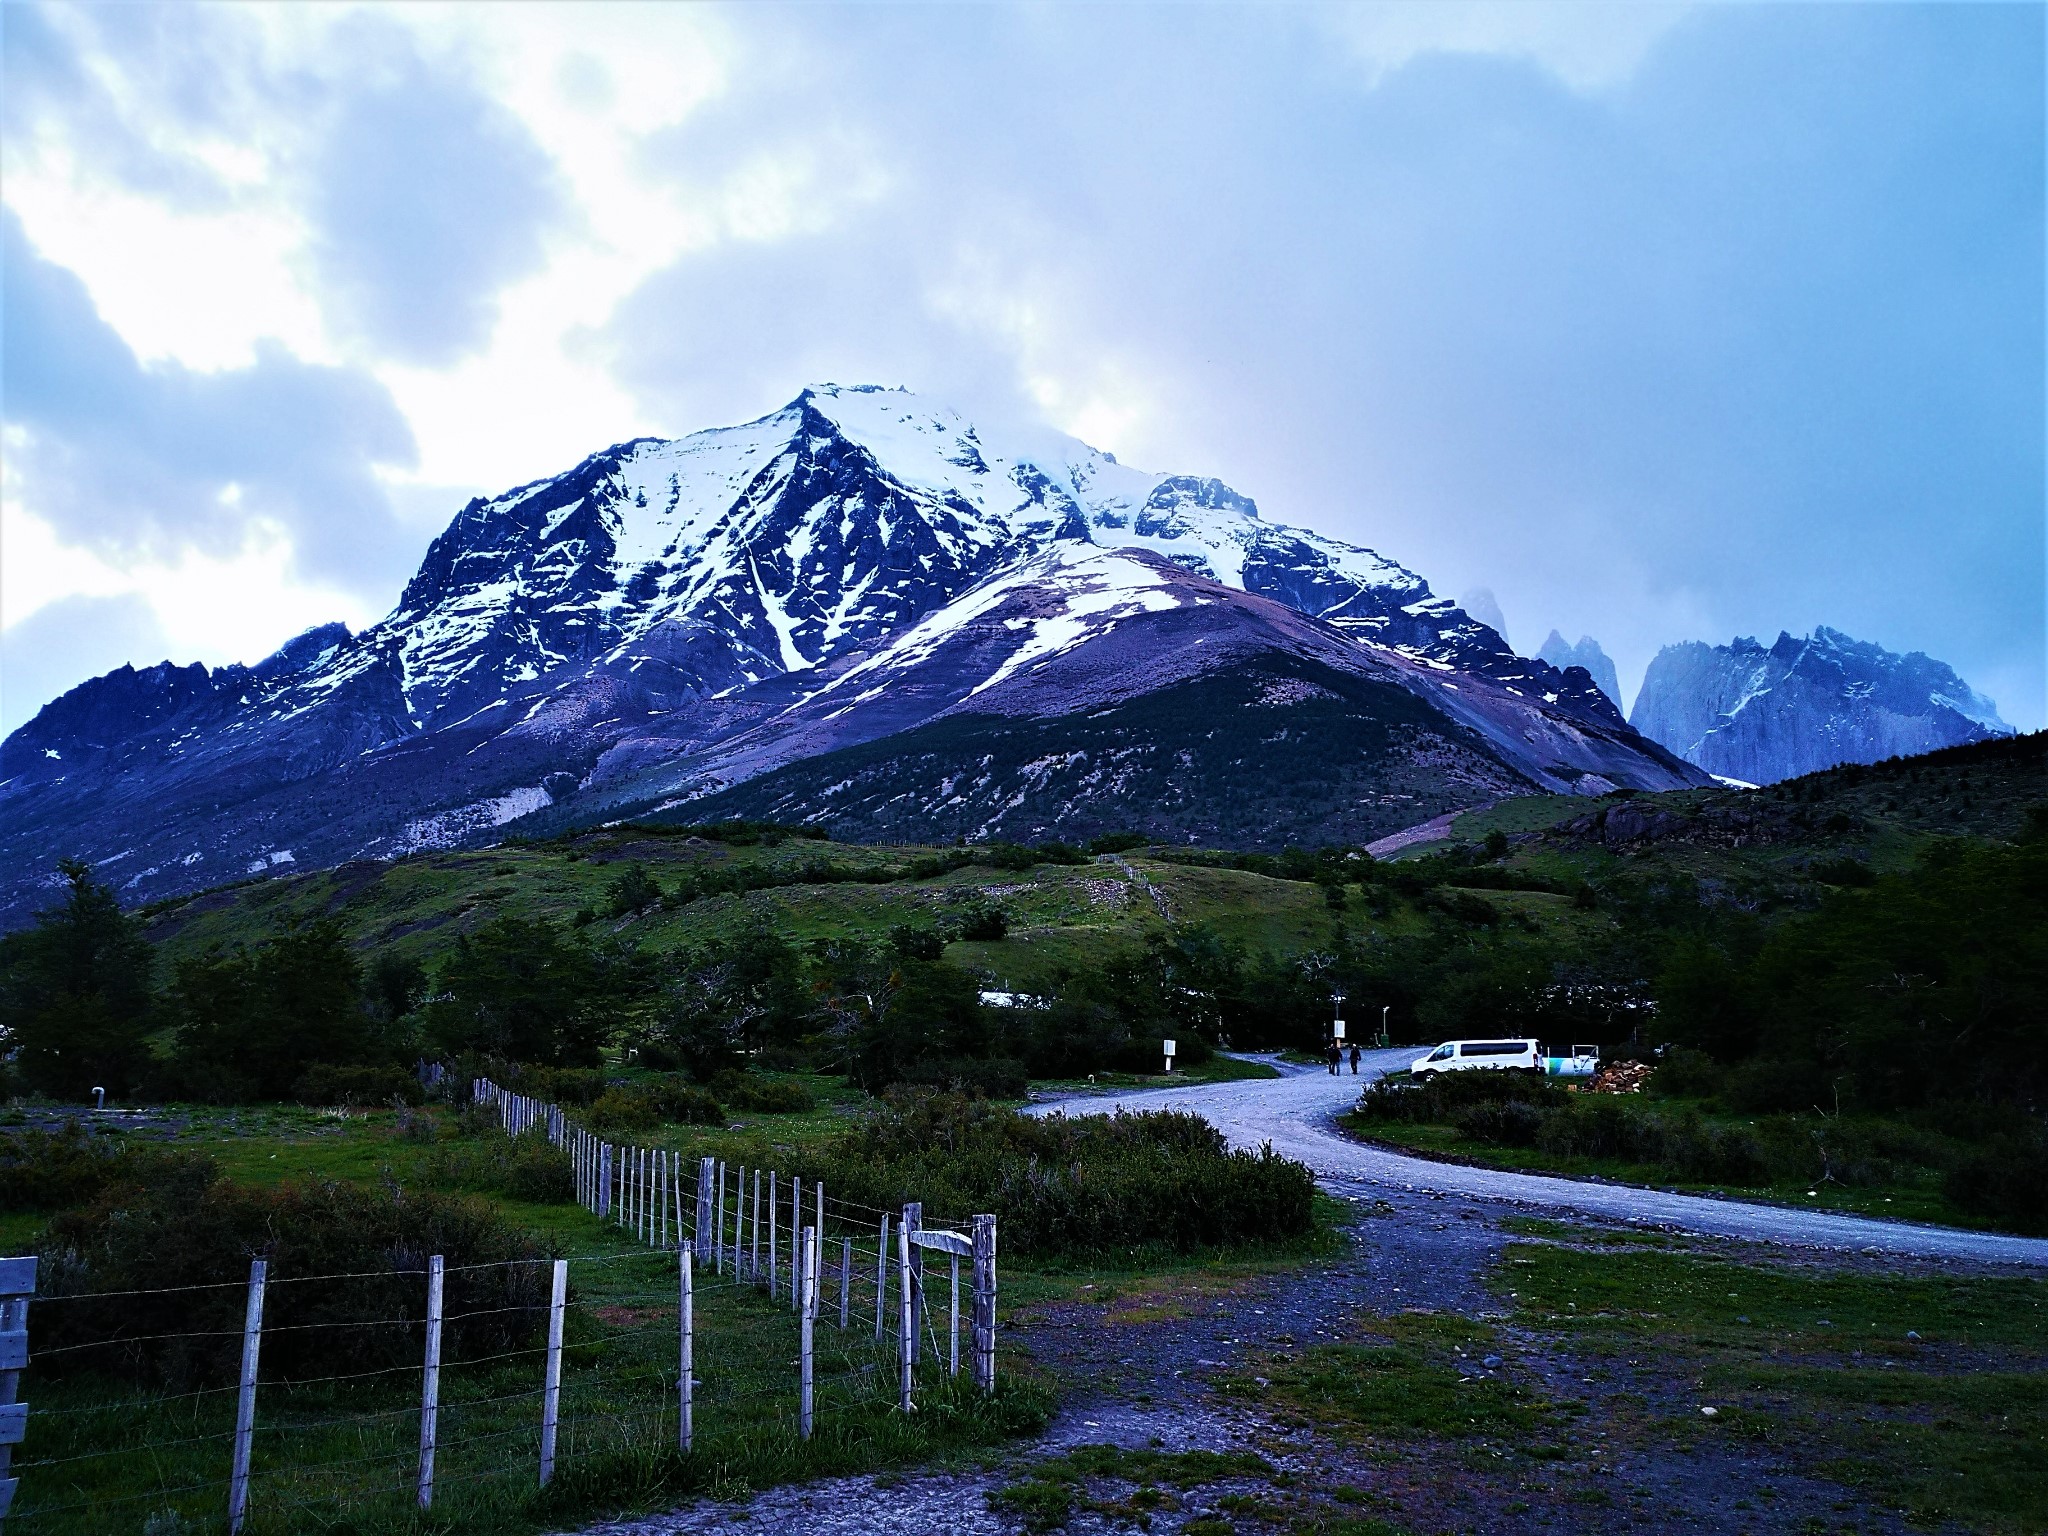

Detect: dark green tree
[0,859,155,1098]
[170,919,385,1100]
[425,917,615,1067]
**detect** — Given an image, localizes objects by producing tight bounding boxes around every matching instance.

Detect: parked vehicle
[1408,1040,1600,1081]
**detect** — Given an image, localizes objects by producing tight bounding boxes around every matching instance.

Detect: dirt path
[568,1064,2042,1535]
[1031,1053,2048,1266]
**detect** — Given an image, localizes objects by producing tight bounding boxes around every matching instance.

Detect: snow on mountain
[1629,626,2011,784]
[1,384,1695,923]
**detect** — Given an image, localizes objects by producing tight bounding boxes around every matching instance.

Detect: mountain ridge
[2,384,1702,925]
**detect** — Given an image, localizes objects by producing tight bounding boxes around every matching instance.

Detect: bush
[709,1071,815,1114]
[294,1063,423,1107]
[1645,1047,1725,1101]
[892,1057,1029,1100]
[588,1088,660,1134]
[424,1126,575,1205]
[642,1075,728,1125]
[0,1123,196,1213]
[1944,1132,2048,1234]
[810,1092,1315,1256]
[36,1166,550,1387]
[954,902,1010,942]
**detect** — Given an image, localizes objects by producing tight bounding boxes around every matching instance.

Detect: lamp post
[1380,1005,1391,1049]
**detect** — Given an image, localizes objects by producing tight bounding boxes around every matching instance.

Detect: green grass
[1500,1236,2048,1534]
[1221,1310,1579,1451]
[9,1092,1344,1535]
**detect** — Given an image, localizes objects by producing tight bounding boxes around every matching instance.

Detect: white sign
[1333,1020,1346,1040]
[1162,1039,1176,1056]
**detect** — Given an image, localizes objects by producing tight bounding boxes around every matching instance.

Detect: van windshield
[1428,1045,1453,1061]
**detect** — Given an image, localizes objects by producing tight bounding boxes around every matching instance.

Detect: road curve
[1028,1051,2048,1267]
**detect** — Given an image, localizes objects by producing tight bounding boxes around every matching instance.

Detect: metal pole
[418,1254,443,1509]
[679,1248,694,1454]
[227,1258,266,1534]
[539,1259,566,1486]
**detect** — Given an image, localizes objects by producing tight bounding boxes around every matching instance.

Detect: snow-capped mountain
[1629,627,2010,784]
[1,385,1702,924]
[1535,632,1621,711]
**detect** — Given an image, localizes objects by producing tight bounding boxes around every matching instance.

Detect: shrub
[642,1075,728,1125]
[1944,1132,2048,1234]
[0,1124,197,1213]
[810,1092,1315,1256]
[709,1071,815,1114]
[954,902,1010,942]
[1645,1047,1725,1101]
[424,1127,575,1205]
[36,1166,550,1387]
[893,1057,1029,1100]
[588,1088,660,1134]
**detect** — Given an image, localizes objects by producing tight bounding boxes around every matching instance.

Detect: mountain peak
[1632,625,2008,782]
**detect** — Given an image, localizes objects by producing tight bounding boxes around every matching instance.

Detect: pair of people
[1325,1041,1362,1075]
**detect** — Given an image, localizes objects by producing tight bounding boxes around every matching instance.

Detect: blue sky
[2,1,2041,735]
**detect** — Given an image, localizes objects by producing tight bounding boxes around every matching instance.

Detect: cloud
[1,207,420,593]
[0,592,172,737]
[301,18,570,365]
[595,3,2043,727]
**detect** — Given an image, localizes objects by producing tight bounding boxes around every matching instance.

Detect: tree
[0,859,155,1098]
[425,917,615,1067]
[170,918,385,1100]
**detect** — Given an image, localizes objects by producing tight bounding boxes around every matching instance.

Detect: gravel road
[1029,1051,2048,1267]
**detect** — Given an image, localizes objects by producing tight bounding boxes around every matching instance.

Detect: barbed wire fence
[3,1079,998,1533]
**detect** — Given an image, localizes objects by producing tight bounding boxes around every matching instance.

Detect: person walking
[1325,1040,1340,1075]
[1348,1042,1361,1075]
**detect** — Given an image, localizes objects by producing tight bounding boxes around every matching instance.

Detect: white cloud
[1321,1,1693,92]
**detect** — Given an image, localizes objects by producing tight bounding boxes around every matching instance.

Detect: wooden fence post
[839,1237,852,1330]
[714,1161,726,1274]
[972,1214,997,1393]
[896,1215,914,1413]
[799,1226,816,1440]
[949,1253,961,1378]
[768,1173,779,1301]
[790,1178,802,1314]
[417,1254,443,1509]
[599,1143,613,1221]
[0,1256,38,1524]
[695,1158,715,1263]
[874,1214,890,1341]
[903,1201,923,1367]
[679,1247,694,1454]
[227,1257,266,1534]
[539,1258,567,1487]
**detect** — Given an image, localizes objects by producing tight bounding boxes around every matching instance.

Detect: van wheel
[1411,1070,1433,1083]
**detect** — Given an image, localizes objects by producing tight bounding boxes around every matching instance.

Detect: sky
[2,0,2042,737]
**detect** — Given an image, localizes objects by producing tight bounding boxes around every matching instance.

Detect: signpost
[1162,1038,1176,1073]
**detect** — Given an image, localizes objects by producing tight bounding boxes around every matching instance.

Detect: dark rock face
[1536,631,1622,711]
[1630,627,2009,785]
[0,386,1704,926]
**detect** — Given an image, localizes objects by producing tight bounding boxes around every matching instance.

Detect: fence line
[4,1081,997,1529]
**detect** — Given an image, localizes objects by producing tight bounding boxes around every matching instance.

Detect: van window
[1428,1045,1454,1062]
[1460,1041,1531,1057]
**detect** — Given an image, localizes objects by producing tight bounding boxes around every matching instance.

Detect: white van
[1409,1040,1599,1081]
[1409,1039,1539,1080]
